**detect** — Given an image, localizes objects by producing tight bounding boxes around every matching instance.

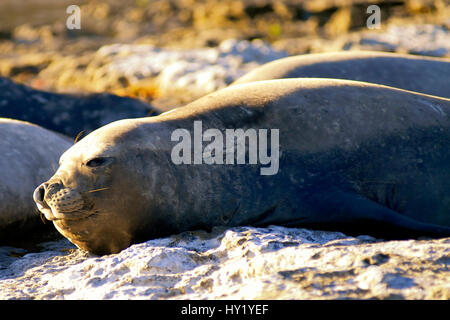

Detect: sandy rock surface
[1,226,449,300]
[357,24,450,57]
[37,39,287,106]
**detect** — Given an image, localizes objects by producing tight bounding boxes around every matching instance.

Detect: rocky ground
[0,0,449,300]
[1,226,449,300]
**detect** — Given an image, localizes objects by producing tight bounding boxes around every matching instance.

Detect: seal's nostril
[33,184,46,204]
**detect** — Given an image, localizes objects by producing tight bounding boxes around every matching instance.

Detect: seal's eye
[85,157,109,168]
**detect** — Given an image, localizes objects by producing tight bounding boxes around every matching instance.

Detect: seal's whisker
[74,130,86,143]
[87,187,109,193]
[40,211,47,224]
[35,208,47,224]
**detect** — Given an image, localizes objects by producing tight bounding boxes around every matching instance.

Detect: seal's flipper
[289,191,450,239]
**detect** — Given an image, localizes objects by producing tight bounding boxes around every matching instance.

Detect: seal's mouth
[36,204,97,222]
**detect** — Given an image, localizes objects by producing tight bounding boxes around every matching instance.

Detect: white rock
[1,226,449,300]
[359,24,450,57]
[95,39,287,100]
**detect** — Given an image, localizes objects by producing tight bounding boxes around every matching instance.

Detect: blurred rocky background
[0,0,449,108]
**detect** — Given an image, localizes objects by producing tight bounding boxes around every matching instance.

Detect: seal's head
[33,119,169,255]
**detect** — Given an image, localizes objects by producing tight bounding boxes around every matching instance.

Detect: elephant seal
[232,51,450,98]
[0,118,72,244]
[0,76,160,139]
[34,79,450,255]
